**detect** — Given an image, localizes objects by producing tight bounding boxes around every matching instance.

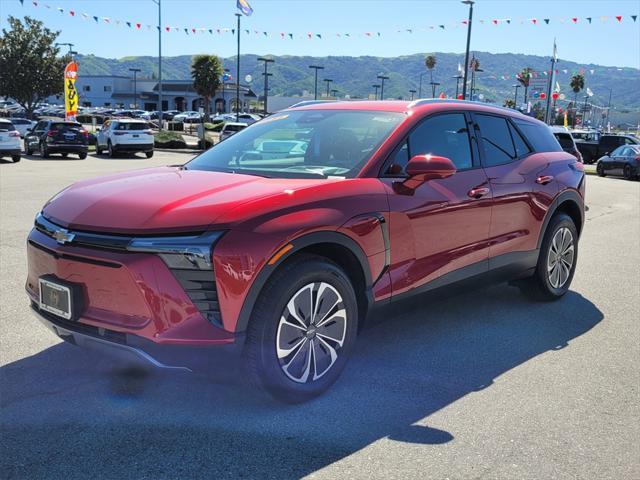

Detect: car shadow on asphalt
[0,284,602,479]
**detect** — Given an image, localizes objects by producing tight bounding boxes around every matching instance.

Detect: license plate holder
[39,276,83,320]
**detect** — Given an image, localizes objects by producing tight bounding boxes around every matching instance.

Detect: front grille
[170,269,222,327]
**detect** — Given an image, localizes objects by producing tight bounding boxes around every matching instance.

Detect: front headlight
[127,231,225,270]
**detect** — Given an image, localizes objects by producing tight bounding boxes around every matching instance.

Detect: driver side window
[409,113,473,170]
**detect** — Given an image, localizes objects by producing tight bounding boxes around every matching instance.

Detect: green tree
[570,74,585,128]
[424,54,437,97]
[191,54,223,121]
[0,16,68,119]
[503,99,516,109]
[517,67,533,105]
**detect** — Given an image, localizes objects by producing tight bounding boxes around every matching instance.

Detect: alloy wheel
[276,282,347,384]
[547,227,575,289]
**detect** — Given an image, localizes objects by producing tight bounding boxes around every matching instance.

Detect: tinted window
[115,122,150,131]
[610,146,625,156]
[386,141,410,174]
[475,114,517,166]
[624,137,637,145]
[554,133,575,149]
[51,122,82,131]
[0,121,15,132]
[409,113,472,170]
[514,120,563,153]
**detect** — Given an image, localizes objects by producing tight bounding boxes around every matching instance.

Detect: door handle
[536,175,554,185]
[467,187,490,199]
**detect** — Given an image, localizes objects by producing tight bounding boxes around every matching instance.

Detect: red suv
[26,100,585,402]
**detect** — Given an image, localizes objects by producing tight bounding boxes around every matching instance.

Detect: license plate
[64,133,75,139]
[132,134,139,138]
[39,278,72,320]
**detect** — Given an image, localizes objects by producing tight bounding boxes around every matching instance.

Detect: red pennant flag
[136,23,141,29]
[531,18,537,24]
[492,19,498,25]
[615,15,622,22]
[462,20,468,25]
[69,10,74,16]
[280,32,284,38]
[307,32,312,39]
[165,26,170,32]
[572,18,578,23]
[192,28,196,33]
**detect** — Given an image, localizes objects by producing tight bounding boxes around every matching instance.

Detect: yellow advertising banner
[64,61,78,121]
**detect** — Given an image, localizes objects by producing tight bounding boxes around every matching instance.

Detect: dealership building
[49,75,258,113]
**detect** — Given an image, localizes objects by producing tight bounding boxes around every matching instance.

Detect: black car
[24,120,89,159]
[596,145,640,180]
[575,134,639,164]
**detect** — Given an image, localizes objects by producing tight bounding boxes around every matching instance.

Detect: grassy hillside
[75,52,640,115]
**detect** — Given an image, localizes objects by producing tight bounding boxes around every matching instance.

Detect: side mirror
[394,155,456,194]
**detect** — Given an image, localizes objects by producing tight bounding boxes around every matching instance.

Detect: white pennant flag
[586,87,594,97]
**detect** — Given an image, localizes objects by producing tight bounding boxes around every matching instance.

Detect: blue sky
[1,0,639,67]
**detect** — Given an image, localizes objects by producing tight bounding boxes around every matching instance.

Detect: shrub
[154,131,187,149]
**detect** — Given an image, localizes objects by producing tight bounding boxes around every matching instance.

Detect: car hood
[42,166,330,234]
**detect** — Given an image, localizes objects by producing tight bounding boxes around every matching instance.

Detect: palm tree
[425,55,437,97]
[570,74,585,128]
[191,54,223,122]
[503,99,516,109]
[517,67,533,105]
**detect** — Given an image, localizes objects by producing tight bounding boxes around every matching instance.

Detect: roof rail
[407,98,520,115]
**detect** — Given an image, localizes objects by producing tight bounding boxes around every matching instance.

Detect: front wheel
[96,145,103,155]
[623,164,633,180]
[245,255,359,403]
[596,163,606,177]
[12,155,21,163]
[519,213,578,301]
[145,151,154,159]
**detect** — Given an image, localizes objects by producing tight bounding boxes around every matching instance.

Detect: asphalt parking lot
[1,150,639,480]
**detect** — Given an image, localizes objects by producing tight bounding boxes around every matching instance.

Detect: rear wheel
[623,164,633,180]
[39,142,49,158]
[245,254,359,403]
[60,153,68,158]
[518,213,578,301]
[596,163,606,177]
[78,152,87,159]
[145,151,154,159]
[12,155,21,163]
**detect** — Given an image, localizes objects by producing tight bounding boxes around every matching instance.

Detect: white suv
[0,119,22,162]
[96,119,154,158]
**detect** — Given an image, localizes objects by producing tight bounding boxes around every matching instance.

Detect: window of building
[82,85,91,92]
[103,85,112,92]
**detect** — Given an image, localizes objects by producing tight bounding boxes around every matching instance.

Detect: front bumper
[31,302,244,372]
[113,143,154,152]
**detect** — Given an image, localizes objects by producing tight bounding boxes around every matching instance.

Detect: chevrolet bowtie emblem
[53,229,75,245]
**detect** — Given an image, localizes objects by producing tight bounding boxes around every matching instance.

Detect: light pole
[461,0,474,100]
[324,78,333,98]
[604,87,612,131]
[418,71,428,98]
[221,68,229,113]
[409,89,417,101]
[513,84,520,108]
[372,84,380,100]
[470,68,482,101]
[151,0,162,129]
[129,68,141,109]
[309,65,324,100]
[330,89,338,98]
[257,57,274,115]
[453,74,463,99]
[377,75,389,100]
[235,13,242,120]
[430,81,441,98]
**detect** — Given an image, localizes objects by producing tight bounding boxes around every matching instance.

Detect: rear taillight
[113,131,127,136]
[635,156,640,163]
[46,130,57,137]
[79,128,89,138]
[9,131,20,137]
[571,161,585,172]
[143,129,153,135]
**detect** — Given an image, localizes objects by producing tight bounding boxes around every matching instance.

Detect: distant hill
[76,51,640,118]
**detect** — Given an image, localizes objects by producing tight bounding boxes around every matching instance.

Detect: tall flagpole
[235,13,241,122]
[544,38,557,125]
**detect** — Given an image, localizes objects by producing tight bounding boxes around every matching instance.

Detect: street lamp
[372,84,380,100]
[151,0,163,129]
[409,89,417,101]
[55,42,75,56]
[323,78,333,98]
[453,74,463,99]
[377,75,389,100]
[257,57,275,115]
[470,67,482,101]
[430,81,441,98]
[330,89,338,98]
[512,84,521,108]
[129,68,141,109]
[461,0,474,100]
[309,65,324,100]
[418,71,429,98]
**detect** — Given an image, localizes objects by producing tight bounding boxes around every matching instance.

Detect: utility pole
[461,0,475,100]
[330,89,338,98]
[324,78,333,98]
[453,74,463,99]
[151,0,163,129]
[377,75,389,100]
[544,39,558,124]
[605,87,612,131]
[129,68,141,109]
[309,65,324,100]
[418,71,428,98]
[235,13,242,121]
[257,57,274,115]
[430,81,441,98]
[513,84,520,108]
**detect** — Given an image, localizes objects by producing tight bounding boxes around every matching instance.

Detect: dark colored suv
[26,100,585,402]
[25,120,89,159]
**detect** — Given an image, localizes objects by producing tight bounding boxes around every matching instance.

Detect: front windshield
[186,109,405,179]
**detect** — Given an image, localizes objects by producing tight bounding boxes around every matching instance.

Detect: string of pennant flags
[20,0,638,41]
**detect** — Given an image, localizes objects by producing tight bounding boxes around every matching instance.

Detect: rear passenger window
[475,114,516,166]
[510,123,532,157]
[514,121,563,153]
[409,113,473,170]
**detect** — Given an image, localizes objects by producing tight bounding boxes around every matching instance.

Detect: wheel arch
[537,189,584,250]
[234,231,374,334]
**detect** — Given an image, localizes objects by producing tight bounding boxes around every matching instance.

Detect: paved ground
[1,151,639,480]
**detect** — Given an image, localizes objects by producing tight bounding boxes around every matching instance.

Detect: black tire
[518,213,578,301]
[78,152,87,159]
[39,142,49,158]
[25,145,33,155]
[107,141,115,158]
[145,151,154,159]
[245,254,359,403]
[12,155,21,163]
[596,163,606,177]
[96,145,103,155]
[623,164,632,180]
[61,153,68,158]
